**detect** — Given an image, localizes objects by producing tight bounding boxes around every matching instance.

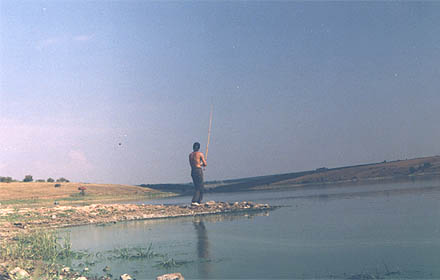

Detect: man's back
[189,151,206,169]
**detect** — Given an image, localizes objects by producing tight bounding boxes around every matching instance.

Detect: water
[67,179,440,279]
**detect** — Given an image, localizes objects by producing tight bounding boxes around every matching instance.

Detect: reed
[0,230,83,278]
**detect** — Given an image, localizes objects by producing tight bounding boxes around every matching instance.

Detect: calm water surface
[68,180,440,279]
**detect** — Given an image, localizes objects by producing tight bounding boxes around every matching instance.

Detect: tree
[36,179,46,182]
[0,177,13,183]
[56,177,70,183]
[23,175,33,182]
[47,178,55,182]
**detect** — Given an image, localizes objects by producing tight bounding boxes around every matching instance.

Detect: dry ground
[273,155,440,187]
[0,182,169,206]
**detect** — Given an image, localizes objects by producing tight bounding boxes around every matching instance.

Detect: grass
[108,243,159,260]
[0,182,173,207]
[0,230,85,279]
[155,255,193,269]
[0,208,45,224]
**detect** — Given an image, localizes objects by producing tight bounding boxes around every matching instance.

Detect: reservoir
[68,179,440,279]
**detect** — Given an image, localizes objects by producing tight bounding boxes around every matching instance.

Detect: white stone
[9,267,30,279]
[156,272,184,280]
[120,274,133,280]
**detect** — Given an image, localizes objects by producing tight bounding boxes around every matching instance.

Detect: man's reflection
[193,218,211,278]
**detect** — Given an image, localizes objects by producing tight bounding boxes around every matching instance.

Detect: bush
[54,184,61,188]
[0,176,13,183]
[47,178,55,183]
[409,166,416,174]
[56,177,70,183]
[23,175,33,182]
[36,179,45,182]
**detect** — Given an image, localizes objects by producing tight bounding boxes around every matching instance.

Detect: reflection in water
[193,218,210,278]
[192,211,271,278]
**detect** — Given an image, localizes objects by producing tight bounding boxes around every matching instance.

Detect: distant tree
[23,175,33,182]
[36,179,46,183]
[56,177,70,183]
[0,176,13,183]
[47,178,55,183]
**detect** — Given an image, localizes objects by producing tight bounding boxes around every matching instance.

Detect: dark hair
[193,142,200,151]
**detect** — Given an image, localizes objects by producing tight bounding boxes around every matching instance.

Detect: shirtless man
[189,142,207,205]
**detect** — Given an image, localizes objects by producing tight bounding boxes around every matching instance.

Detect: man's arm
[200,153,207,167]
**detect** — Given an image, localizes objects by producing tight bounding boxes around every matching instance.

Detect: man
[189,142,207,206]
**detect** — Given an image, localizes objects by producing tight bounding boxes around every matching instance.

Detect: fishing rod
[205,105,213,161]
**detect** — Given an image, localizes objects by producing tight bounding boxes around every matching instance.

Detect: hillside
[0,182,167,206]
[144,155,440,194]
[271,156,440,187]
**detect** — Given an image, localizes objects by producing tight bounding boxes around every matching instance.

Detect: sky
[0,1,439,185]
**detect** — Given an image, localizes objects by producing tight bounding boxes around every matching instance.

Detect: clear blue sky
[1,1,439,184]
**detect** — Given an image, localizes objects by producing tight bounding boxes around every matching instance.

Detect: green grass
[154,255,193,269]
[0,230,87,279]
[107,243,160,260]
[0,208,45,223]
[0,191,173,207]
[0,198,43,205]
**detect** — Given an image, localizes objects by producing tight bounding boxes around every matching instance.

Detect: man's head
[193,142,200,151]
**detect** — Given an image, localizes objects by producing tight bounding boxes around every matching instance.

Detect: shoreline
[0,201,272,241]
[0,201,272,279]
[213,173,440,193]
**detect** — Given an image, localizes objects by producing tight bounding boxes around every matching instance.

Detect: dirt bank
[0,201,271,240]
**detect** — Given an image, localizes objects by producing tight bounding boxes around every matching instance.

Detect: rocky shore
[0,201,271,240]
[0,201,271,280]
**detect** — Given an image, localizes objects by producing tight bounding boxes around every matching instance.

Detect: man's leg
[192,187,200,203]
[191,169,204,204]
[196,169,204,203]
[191,171,201,203]
[198,182,204,203]
[191,176,199,203]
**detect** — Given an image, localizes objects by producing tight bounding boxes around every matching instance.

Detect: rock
[83,267,89,272]
[120,273,133,280]
[103,266,111,272]
[13,222,25,228]
[76,277,88,280]
[156,273,184,280]
[61,267,70,273]
[246,201,256,207]
[9,267,30,279]
[51,214,57,219]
